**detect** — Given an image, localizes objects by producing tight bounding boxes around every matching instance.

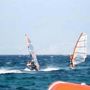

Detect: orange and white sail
[71,32,87,65]
[25,34,40,69]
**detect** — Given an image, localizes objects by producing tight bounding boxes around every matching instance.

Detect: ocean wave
[40,67,60,71]
[0,68,22,74]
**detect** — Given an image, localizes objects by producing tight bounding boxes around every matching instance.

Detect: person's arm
[27,62,31,66]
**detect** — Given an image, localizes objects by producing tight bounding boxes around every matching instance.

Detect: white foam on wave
[0,68,22,74]
[24,68,31,71]
[81,82,86,85]
[0,66,66,74]
[40,67,60,71]
[24,67,60,72]
[0,67,38,74]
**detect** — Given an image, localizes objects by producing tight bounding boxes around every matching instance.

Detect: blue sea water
[0,55,90,90]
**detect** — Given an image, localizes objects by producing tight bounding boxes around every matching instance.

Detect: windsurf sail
[25,34,40,70]
[71,32,87,65]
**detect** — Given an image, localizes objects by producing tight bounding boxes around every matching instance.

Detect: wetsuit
[70,61,73,65]
[30,62,38,71]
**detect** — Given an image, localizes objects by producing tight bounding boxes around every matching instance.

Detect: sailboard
[25,34,40,70]
[70,32,87,66]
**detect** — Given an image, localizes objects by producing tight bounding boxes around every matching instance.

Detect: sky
[0,0,90,55]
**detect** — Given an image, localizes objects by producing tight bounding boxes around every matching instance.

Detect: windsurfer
[27,60,39,71]
[69,55,75,69]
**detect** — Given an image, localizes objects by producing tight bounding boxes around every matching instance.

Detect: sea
[0,55,90,90]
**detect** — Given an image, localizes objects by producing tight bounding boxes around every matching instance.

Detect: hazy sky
[0,0,90,55]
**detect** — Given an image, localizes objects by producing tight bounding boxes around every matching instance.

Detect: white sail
[25,34,40,69]
[25,34,34,53]
[72,32,87,65]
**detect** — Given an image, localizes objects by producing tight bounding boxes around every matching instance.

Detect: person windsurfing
[27,60,39,71]
[69,55,75,69]
[25,33,40,71]
[69,32,87,69]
